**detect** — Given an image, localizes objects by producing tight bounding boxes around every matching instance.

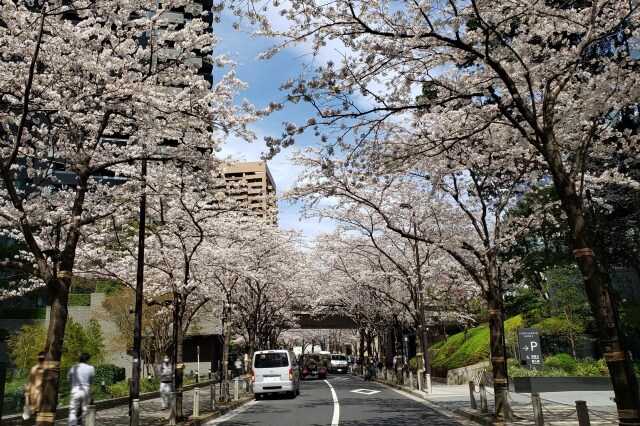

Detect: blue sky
[213,11,331,239]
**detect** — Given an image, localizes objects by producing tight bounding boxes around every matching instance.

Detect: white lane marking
[351,389,381,395]
[206,399,259,424]
[324,379,340,426]
[388,387,478,425]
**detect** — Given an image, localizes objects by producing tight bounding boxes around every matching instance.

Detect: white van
[251,350,300,400]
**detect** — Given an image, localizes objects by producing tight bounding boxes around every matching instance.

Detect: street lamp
[220,302,232,401]
[399,203,431,393]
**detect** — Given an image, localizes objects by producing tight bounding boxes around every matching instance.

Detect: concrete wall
[44,293,133,375]
[4,293,223,377]
[446,361,490,385]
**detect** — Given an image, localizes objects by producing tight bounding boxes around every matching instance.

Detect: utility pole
[221,304,232,401]
[130,155,147,426]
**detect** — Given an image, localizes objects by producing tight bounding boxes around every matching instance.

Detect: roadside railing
[466,380,617,425]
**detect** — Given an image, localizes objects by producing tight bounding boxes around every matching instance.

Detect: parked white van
[251,350,300,400]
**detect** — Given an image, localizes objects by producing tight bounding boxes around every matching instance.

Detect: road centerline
[324,379,340,425]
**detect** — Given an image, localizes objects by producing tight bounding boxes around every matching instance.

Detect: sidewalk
[3,381,253,426]
[372,375,619,425]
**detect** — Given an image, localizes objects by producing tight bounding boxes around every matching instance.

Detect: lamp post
[221,303,232,401]
[130,154,147,426]
[399,203,429,393]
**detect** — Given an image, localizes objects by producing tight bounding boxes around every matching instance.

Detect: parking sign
[517,328,543,372]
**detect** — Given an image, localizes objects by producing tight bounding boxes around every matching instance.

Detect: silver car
[251,350,300,399]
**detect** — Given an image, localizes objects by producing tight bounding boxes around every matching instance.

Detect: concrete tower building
[222,161,278,224]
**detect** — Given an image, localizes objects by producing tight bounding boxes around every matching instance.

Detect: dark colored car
[300,353,328,380]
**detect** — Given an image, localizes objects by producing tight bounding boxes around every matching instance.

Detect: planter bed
[510,376,613,393]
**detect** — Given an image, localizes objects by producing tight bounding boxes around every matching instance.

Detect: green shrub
[574,358,608,377]
[141,377,160,393]
[507,358,541,377]
[105,377,160,399]
[2,378,28,413]
[95,280,123,294]
[68,294,91,306]
[543,353,577,374]
[509,355,609,377]
[106,380,130,398]
[95,364,126,386]
[0,308,45,319]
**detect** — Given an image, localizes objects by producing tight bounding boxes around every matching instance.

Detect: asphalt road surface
[207,374,471,426]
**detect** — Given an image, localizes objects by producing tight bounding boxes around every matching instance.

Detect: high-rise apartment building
[222,161,277,224]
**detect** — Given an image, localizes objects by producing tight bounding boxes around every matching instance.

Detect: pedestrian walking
[158,355,173,410]
[234,358,243,377]
[23,351,46,420]
[67,352,95,426]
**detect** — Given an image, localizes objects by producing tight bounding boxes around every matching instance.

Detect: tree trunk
[487,287,509,418]
[549,157,640,424]
[366,330,373,359]
[36,277,70,425]
[172,295,185,421]
[359,327,365,371]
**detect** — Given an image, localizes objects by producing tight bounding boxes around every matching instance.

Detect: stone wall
[446,361,490,385]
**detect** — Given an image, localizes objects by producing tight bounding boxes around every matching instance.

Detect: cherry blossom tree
[0,1,257,419]
[79,161,245,419]
[312,221,476,374]
[245,0,640,418]
[204,221,306,359]
[287,134,545,410]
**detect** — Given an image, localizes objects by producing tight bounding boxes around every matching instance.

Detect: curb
[1,380,218,424]
[368,376,503,426]
[181,396,254,426]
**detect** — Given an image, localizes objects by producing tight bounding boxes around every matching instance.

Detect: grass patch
[429,316,523,377]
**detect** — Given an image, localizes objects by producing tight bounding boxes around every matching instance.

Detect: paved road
[207,374,473,426]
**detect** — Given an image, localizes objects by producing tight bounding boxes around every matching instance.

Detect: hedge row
[0,308,45,319]
[68,293,91,306]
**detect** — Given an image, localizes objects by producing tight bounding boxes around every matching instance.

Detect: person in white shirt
[67,352,95,426]
[158,355,173,410]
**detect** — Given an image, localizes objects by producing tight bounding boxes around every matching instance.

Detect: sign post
[517,328,542,371]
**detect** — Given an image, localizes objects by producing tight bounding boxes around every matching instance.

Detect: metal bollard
[468,381,477,409]
[576,400,591,426]
[531,392,544,426]
[193,387,200,417]
[234,377,239,401]
[479,383,488,413]
[210,382,216,409]
[85,405,96,426]
[130,399,139,426]
[169,392,177,426]
[502,388,512,423]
